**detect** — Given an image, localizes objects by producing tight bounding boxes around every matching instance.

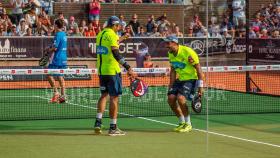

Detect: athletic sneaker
[173,122,186,132]
[178,123,192,133]
[50,92,60,103]
[108,128,126,136]
[94,119,103,134]
[58,95,67,103]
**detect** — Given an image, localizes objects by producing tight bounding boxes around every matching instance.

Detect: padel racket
[192,94,202,113]
[39,47,52,66]
[130,78,148,97]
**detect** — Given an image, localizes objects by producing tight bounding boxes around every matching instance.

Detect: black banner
[0,37,246,60]
[248,39,280,63]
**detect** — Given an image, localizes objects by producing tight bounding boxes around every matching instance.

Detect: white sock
[179,115,185,124]
[110,119,117,125]
[185,115,191,125]
[96,113,103,119]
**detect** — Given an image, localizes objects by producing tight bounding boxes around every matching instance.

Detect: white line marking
[36,96,280,148]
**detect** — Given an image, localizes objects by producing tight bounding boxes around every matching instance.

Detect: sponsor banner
[0,37,246,60]
[249,39,280,63]
[0,65,91,82]
[2,37,279,63]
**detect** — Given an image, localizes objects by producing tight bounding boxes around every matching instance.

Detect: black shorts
[167,79,197,101]
[99,73,122,96]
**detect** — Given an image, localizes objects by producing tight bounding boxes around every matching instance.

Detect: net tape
[0,65,280,75]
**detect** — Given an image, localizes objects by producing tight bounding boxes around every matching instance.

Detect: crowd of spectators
[0,0,280,38]
[0,0,184,37]
[54,0,184,4]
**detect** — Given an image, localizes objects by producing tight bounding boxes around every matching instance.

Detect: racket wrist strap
[123,62,131,71]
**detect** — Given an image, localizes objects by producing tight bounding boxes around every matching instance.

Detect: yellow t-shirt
[96,28,121,75]
[168,45,199,81]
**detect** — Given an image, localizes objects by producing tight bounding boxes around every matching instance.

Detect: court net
[0,65,279,120]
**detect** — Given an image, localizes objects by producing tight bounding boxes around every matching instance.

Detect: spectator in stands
[251,14,262,28]
[220,16,234,31]
[57,12,68,28]
[25,27,33,36]
[0,24,4,36]
[17,18,29,36]
[7,24,18,36]
[0,8,13,28]
[83,23,96,36]
[190,14,203,37]
[236,27,246,38]
[123,24,135,37]
[146,14,155,34]
[187,26,193,37]
[80,19,88,30]
[23,0,41,15]
[117,22,125,37]
[38,9,51,32]
[25,6,38,32]
[34,21,46,36]
[136,26,147,37]
[92,18,101,34]
[128,14,140,35]
[67,25,74,36]
[232,0,246,28]
[9,0,24,25]
[271,29,280,38]
[172,25,183,37]
[72,26,83,36]
[153,0,163,3]
[269,15,280,30]
[275,6,280,18]
[260,28,269,39]
[119,14,126,26]
[149,25,161,37]
[157,14,170,33]
[132,0,143,3]
[143,53,153,68]
[249,27,257,38]
[159,27,169,37]
[209,22,221,38]
[89,0,100,23]
[68,16,78,30]
[221,27,232,38]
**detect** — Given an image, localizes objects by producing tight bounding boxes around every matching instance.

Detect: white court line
[36,96,280,148]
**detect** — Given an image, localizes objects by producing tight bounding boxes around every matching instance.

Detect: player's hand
[120,33,130,42]
[127,68,136,80]
[198,87,203,97]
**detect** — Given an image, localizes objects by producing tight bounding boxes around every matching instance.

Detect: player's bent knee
[177,95,186,103]
[167,95,177,104]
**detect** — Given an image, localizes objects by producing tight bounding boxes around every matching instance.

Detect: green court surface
[0,114,279,158]
[0,87,279,158]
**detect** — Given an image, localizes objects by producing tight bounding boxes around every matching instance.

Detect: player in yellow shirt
[94,16,134,136]
[164,35,204,132]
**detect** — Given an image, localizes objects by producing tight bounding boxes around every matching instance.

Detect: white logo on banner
[0,39,27,57]
[0,39,10,54]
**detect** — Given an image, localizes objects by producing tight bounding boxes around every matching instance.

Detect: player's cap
[163,35,178,43]
[107,16,120,26]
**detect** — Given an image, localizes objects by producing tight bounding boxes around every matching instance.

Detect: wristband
[197,80,204,88]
